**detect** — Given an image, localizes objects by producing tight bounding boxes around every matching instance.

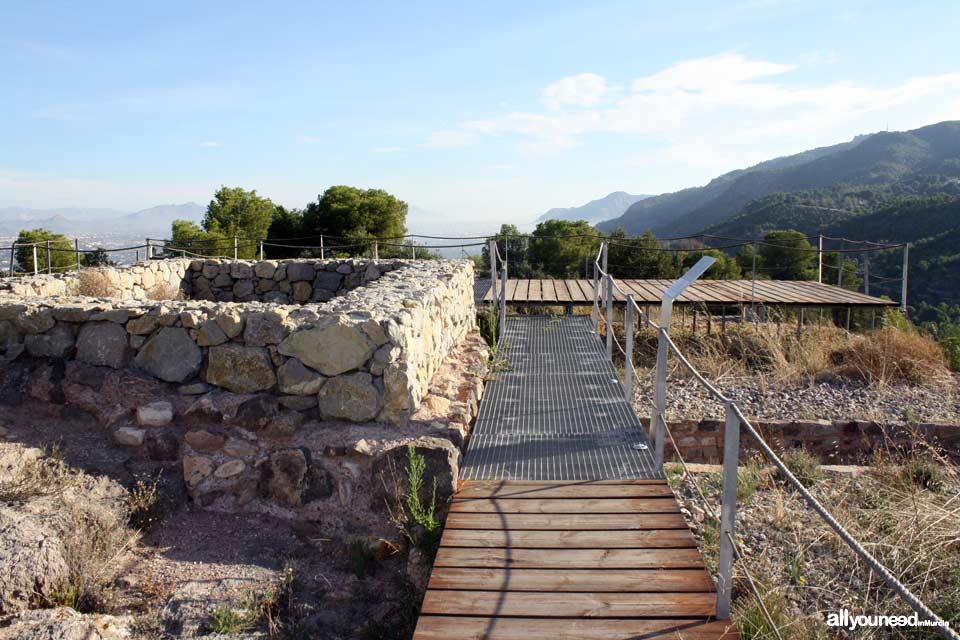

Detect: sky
[2,0,960,233]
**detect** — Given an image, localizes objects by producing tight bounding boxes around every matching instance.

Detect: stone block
[137,401,174,427]
[134,327,202,383]
[113,426,146,446]
[317,372,382,422]
[76,322,131,369]
[24,324,76,358]
[277,358,326,395]
[207,344,276,393]
[278,319,374,376]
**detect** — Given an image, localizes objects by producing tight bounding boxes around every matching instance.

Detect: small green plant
[902,406,919,424]
[899,457,945,492]
[785,548,805,585]
[209,604,256,634]
[347,537,377,579]
[779,448,822,488]
[405,445,441,551]
[127,472,162,530]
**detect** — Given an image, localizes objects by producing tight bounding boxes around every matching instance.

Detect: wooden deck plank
[442,512,689,530]
[541,278,557,303]
[439,528,698,549]
[427,567,716,592]
[420,590,717,617]
[414,617,739,640]
[528,279,543,302]
[449,497,682,514]
[456,482,675,499]
[433,547,706,569]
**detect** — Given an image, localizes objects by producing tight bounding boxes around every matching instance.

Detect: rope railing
[594,244,955,637]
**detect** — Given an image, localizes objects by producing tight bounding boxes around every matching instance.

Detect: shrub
[146,281,183,301]
[830,327,948,385]
[72,269,115,297]
[779,448,821,488]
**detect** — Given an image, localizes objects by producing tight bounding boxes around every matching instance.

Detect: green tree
[758,230,817,280]
[302,186,407,257]
[201,186,276,258]
[169,219,227,257]
[606,228,681,278]
[265,206,306,259]
[527,219,599,278]
[681,249,742,279]
[14,229,75,273]
[821,251,863,290]
[482,224,533,277]
[84,247,115,267]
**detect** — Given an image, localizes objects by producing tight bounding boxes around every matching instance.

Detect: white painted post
[489,239,498,309]
[75,239,81,271]
[374,241,379,261]
[32,245,38,275]
[716,401,740,619]
[817,235,823,283]
[45,240,51,273]
[901,244,909,314]
[233,236,238,260]
[624,295,635,402]
[259,240,264,261]
[146,239,152,260]
[592,261,600,332]
[412,244,416,259]
[320,235,325,260]
[8,243,14,276]
[605,274,613,359]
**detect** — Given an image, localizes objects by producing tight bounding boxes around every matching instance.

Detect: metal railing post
[653,327,667,467]
[8,243,15,276]
[605,274,613,358]
[259,240,264,261]
[45,240,51,273]
[75,239,81,271]
[624,295,635,402]
[817,235,823,283]
[233,235,238,260]
[146,239,152,260]
[32,245,38,275]
[901,243,909,314]
[716,401,740,619]
[499,266,507,341]
[374,240,379,260]
[592,261,600,331]
[320,235,325,260]
[489,239,498,308]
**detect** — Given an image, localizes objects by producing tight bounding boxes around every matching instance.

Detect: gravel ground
[632,369,960,424]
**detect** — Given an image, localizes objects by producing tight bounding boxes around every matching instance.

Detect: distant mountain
[597,121,960,237]
[0,203,204,237]
[538,191,651,225]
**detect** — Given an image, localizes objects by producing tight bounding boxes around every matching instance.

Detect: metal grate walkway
[461,315,659,480]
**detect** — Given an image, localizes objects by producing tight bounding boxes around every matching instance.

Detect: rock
[0,607,131,640]
[233,395,280,430]
[264,448,308,507]
[277,358,326,395]
[137,401,173,427]
[291,280,312,303]
[278,319,375,376]
[196,319,228,347]
[76,322,131,369]
[207,344,276,393]
[373,437,460,507]
[24,324,76,358]
[113,426,146,446]
[0,508,70,614]
[223,438,257,458]
[134,327,202,383]
[182,455,214,487]
[318,372,383,422]
[286,262,316,282]
[14,308,55,334]
[214,459,245,479]
[215,310,245,339]
[178,382,211,395]
[313,271,343,292]
[303,465,334,502]
[125,314,159,336]
[407,547,432,596]
[243,310,291,346]
[254,261,277,279]
[184,429,225,453]
[233,279,255,299]
[146,430,180,462]
[279,395,317,411]
[230,262,253,279]
[160,578,259,637]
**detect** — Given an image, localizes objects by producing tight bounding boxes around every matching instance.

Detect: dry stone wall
[0,260,190,300]
[0,258,476,426]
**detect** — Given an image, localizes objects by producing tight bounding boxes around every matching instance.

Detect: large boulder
[0,607,131,640]
[75,322,131,369]
[134,327,202,383]
[263,448,309,507]
[24,324,76,358]
[317,372,382,422]
[242,310,291,347]
[278,319,375,376]
[372,437,461,509]
[0,508,70,614]
[277,358,325,395]
[206,344,276,393]
[160,578,262,638]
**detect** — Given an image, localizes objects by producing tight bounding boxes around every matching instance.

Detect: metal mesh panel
[462,315,660,480]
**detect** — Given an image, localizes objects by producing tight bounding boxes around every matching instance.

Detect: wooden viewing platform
[476,277,894,308]
[413,480,739,640]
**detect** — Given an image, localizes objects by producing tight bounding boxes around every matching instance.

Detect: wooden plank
[540,278,557,302]
[420,590,716,618]
[443,512,690,530]
[414,617,740,640]
[427,567,716,592]
[455,482,675,499]
[554,279,573,302]
[504,278,519,302]
[449,497,682,514]
[516,279,530,301]
[439,528,697,549]
[565,279,588,302]
[528,279,543,302]
[433,547,706,569]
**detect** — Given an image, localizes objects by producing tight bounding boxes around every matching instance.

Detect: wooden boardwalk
[476,277,893,307]
[413,480,739,640]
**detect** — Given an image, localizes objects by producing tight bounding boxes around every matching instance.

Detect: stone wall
[0,259,477,426]
[0,259,191,300]
[641,417,960,464]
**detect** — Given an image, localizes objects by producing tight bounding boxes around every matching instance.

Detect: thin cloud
[199,141,222,148]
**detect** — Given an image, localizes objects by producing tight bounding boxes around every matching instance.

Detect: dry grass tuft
[71,269,116,298]
[830,328,949,385]
[145,281,183,301]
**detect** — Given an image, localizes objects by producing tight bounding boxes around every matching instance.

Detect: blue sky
[2,0,960,232]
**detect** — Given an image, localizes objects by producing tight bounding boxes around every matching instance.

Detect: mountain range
[0,203,205,237]
[537,191,651,225]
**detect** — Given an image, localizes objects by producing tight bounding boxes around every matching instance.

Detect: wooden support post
[624,295,635,402]
[320,235,325,260]
[817,235,823,283]
[721,306,727,335]
[9,242,16,276]
[45,240,51,273]
[75,239,81,271]
[146,239,151,260]
[846,307,851,331]
[412,244,416,259]
[901,243,909,315]
[32,245,38,275]
[373,241,379,261]
[864,256,870,296]
[716,401,740,619]
[259,240,264,261]
[797,308,803,341]
[233,236,238,260]
[692,308,697,336]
